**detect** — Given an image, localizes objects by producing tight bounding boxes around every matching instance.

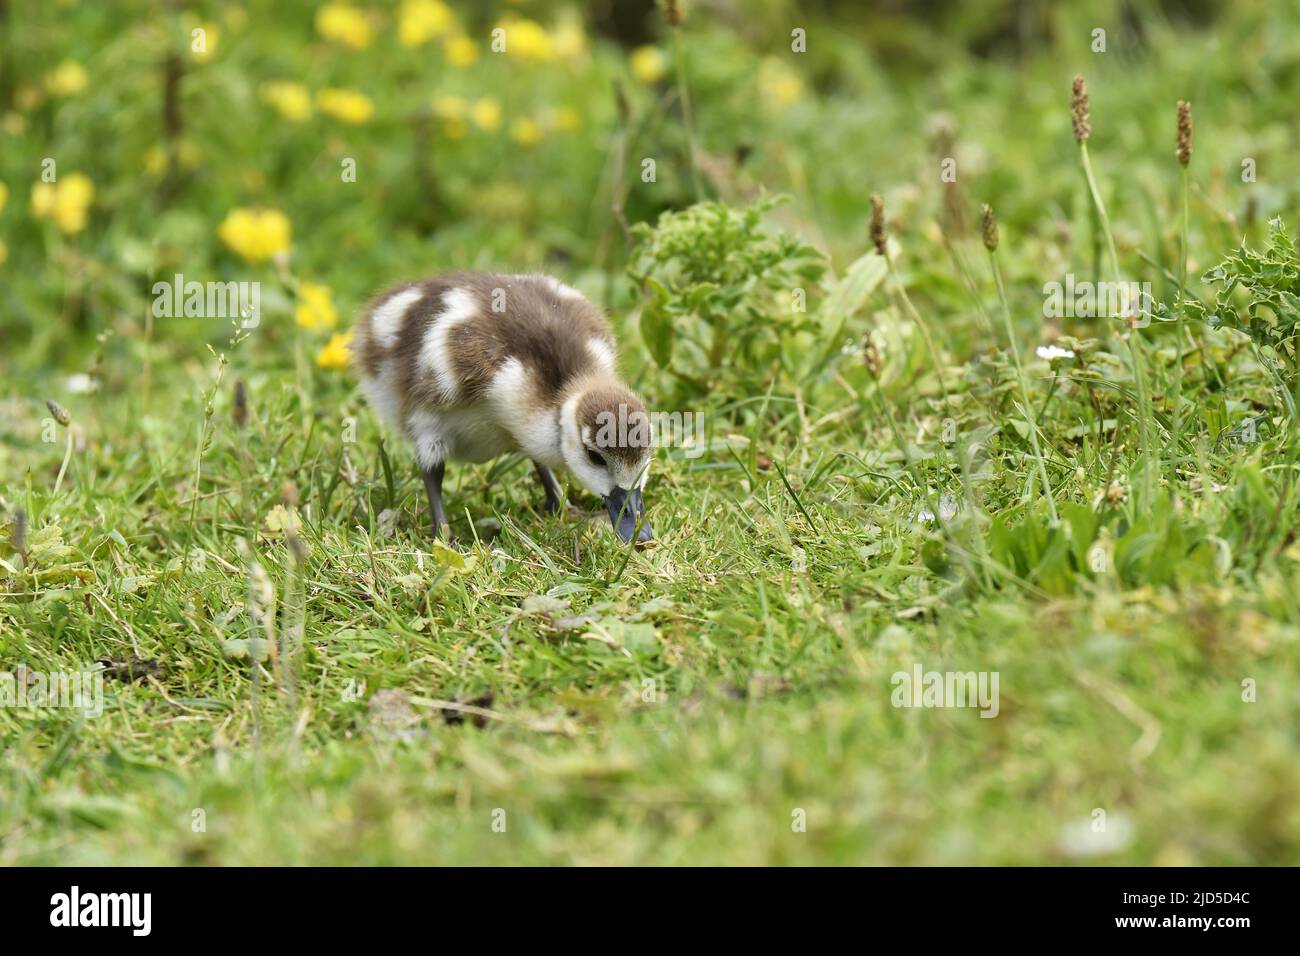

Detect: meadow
[2,0,1299,865]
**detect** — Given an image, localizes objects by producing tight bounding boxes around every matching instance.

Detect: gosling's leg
[421,461,450,540]
[533,461,564,516]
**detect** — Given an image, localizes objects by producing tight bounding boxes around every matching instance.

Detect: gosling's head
[560,381,654,543]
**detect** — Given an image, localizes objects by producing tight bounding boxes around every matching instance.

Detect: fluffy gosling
[351,272,654,543]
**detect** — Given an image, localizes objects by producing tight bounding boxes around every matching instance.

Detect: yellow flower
[0,181,7,213]
[471,97,501,132]
[316,332,353,370]
[317,88,374,124]
[629,46,666,84]
[61,175,98,233]
[190,22,220,62]
[551,20,587,60]
[758,57,803,107]
[510,117,542,147]
[30,172,94,234]
[316,3,374,50]
[30,182,53,218]
[399,0,455,48]
[45,61,88,96]
[217,208,292,263]
[2,112,26,136]
[296,282,338,331]
[261,81,313,122]
[497,17,552,62]
[444,35,478,67]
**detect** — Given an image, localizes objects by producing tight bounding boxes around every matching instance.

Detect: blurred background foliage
[2,0,1296,392]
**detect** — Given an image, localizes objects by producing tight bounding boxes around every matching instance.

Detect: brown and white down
[351,272,654,543]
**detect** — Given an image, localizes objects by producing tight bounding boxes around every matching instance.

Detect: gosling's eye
[585,447,606,468]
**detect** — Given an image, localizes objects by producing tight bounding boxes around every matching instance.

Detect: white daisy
[1036,345,1075,361]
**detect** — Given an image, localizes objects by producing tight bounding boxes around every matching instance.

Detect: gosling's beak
[605,486,652,543]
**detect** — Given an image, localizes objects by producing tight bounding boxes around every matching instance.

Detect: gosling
[351,272,654,543]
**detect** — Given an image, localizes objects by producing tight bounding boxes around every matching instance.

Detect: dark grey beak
[605,486,652,543]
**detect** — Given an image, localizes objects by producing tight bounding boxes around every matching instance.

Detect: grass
[4,0,1300,865]
[3,339,1297,864]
